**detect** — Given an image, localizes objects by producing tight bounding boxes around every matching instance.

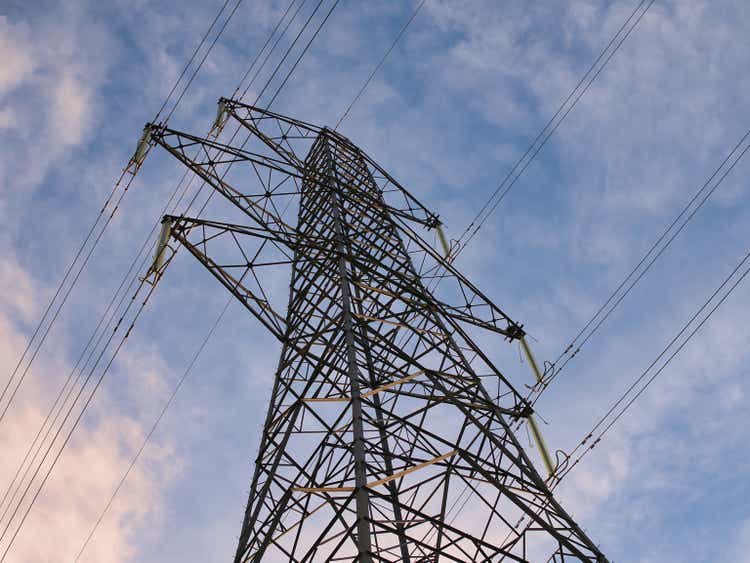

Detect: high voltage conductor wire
[0,0,256,546]
[162,0,247,124]
[0,1,340,558]
[138,0,325,275]
[0,0,236,417]
[75,186,299,560]
[238,0,309,101]
[153,0,234,122]
[408,0,655,366]
[353,1,657,538]
[1,173,202,556]
[333,0,427,131]
[265,0,341,108]
[503,241,750,561]
[504,129,750,551]
[557,243,750,481]
[0,0,236,418]
[0,0,243,427]
[503,142,750,553]
[73,295,235,562]
[175,0,333,228]
[5,2,324,548]
[0,167,196,529]
[0,274,159,562]
[529,126,750,407]
[57,3,742,559]
[252,0,328,106]
[74,0,340,553]
[131,0,311,277]
[453,0,655,253]
[8,0,427,554]
[153,0,316,230]
[0,158,212,526]
[421,0,655,301]
[182,0,381,231]
[0,0,293,548]
[0,160,215,556]
[0,169,203,551]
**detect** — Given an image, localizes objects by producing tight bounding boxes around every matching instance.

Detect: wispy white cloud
[0,265,180,562]
[0,3,186,561]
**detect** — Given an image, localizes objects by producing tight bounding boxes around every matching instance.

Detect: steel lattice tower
[146,99,608,562]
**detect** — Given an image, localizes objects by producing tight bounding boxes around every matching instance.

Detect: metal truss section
[150,101,607,562]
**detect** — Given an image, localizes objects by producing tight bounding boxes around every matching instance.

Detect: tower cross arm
[148,123,305,180]
[167,215,333,257]
[168,218,288,340]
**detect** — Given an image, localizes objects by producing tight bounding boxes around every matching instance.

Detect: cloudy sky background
[1,0,750,561]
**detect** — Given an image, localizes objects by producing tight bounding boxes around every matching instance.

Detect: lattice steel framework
[147,99,607,562]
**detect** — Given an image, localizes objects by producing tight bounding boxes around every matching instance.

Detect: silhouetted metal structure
[147,99,607,562]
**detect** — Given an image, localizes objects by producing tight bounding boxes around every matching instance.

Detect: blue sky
[1,1,750,561]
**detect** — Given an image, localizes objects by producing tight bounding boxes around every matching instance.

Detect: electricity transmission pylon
[145,99,607,562]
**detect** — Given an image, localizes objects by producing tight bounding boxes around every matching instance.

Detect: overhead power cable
[0,169,194,525]
[529,125,750,406]
[0,274,159,562]
[178,0,336,234]
[556,243,750,482]
[0,0,269,550]
[266,0,341,108]
[153,0,234,122]
[232,0,301,100]
[0,15,251,553]
[0,0,282,526]
[0,168,204,548]
[0,177,130,425]
[334,0,426,131]
[0,0,244,428]
[47,2,748,559]
[453,0,655,255]
[499,240,750,558]
[237,0,308,101]
[73,296,235,562]
[162,0,247,124]
[8,0,644,556]
[253,0,327,106]
[73,0,339,554]
[422,0,654,306]
[0,164,201,558]
[160,0,319,230]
